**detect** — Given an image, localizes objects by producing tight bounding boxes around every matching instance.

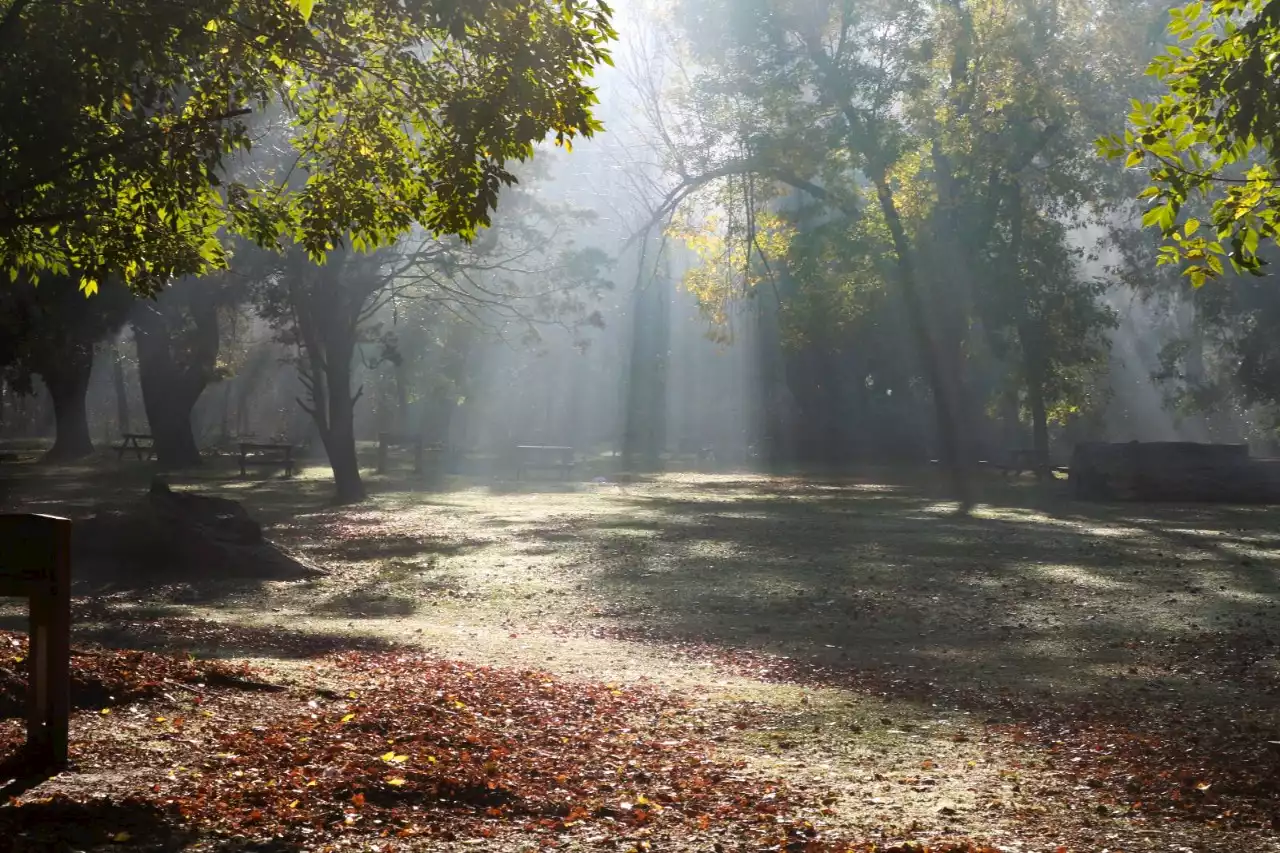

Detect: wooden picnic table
[238,442,295,478]
[377,433,442,474]
[115,433,155,461]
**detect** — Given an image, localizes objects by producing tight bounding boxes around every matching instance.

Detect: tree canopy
[0,0,615,293]
[1102,0,1280,284]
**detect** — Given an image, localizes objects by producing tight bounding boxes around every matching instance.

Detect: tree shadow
[554,478,1280,717]
[310,588,419,617]
[0,794,192,851]
[0,610,405,662]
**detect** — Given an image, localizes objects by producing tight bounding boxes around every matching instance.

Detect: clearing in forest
[0,467,1277,852]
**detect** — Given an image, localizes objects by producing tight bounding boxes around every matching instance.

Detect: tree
[979,210,1118,473]
[257,172,612,503]
[0,0,616,292]
[130,273,239,468]
[0,276,133,460]
[637,0,1135,498]
[1101,0,1280,282]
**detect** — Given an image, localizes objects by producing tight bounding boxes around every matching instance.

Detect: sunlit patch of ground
[3,464,1280,850]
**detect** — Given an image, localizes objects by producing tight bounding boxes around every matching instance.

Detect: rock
[72,479,324,583]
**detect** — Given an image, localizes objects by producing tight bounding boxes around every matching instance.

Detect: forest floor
[0,456,1278,852]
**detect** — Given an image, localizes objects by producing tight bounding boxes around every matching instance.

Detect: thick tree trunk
[132,296,220,468]
[871,173,971,507]
[42,349,95,462]
[321,362,366,504]
[111,343,130,435]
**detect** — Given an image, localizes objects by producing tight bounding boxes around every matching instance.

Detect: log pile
[1070,441,1280,503]
[72,479,324,582]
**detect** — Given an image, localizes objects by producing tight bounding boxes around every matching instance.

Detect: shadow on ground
[539,474,1280,713]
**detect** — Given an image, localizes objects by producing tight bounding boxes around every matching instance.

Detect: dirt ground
[2,457,1279,851]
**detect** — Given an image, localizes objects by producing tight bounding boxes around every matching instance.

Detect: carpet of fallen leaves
[0,633,263,717]
[566,625,1280,838]
[0,633,1006,852]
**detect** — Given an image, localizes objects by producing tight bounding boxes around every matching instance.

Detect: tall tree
[639,0,1137,499]
[258,174,612,503]
[130,275,238,467]
[0,277,133,460]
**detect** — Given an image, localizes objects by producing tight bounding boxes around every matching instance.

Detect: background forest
[1,0,1278,502]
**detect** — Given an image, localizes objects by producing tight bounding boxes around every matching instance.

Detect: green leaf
[1185,217,1200,236]
[291,0,316,23]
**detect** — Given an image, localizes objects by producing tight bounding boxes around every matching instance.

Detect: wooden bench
[515,445,575,480]
[377,433,441,475]
[238,442,295,478]
[0,514,71,768]
[115,433,155,461]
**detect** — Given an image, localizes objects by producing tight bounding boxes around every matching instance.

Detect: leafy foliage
[1100,0,1280,284]
[0,0,615,293]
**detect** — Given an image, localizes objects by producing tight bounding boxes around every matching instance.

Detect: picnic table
[377,433,442,474]
[515,445,575,480]
[238,442,295,478]
[115,433,155,461]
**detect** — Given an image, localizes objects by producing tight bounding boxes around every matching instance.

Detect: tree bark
[324,409,366,503]
[871,172,971,507]
[132,292,221,468]
[41,347,95,462]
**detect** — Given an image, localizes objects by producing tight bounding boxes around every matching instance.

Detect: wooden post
[0,514,71,768]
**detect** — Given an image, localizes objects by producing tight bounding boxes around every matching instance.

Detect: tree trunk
[394,360,409,435]
[42,348,95,462]
[1027,372,1050,479]
[111,343,130,435]
[132,295,220,468]
[321,361,366,504]
[871,172,971,507]
[1005,181,1050,479]
[220,381,232,443]
[289,257,369,504]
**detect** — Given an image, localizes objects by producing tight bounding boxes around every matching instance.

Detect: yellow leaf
[340,713,355,723]
[100,708,111,715]
[292,0,316,22]
[1185,217,1200,236]
[113,832,131,843]
[387,776,407,786]
[382,751,408,764]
